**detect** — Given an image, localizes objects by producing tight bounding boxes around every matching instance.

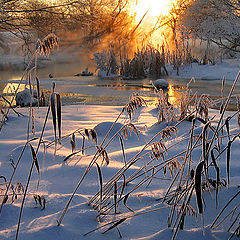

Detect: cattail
[71,133,76,153]
[90,129,97,144]
[84,129,90,141]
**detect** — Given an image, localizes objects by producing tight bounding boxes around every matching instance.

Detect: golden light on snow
[1,83,26,106]
[2,83,25,94]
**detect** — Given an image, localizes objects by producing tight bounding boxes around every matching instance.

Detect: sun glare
[132,0,174,22]
[128,0,176,46]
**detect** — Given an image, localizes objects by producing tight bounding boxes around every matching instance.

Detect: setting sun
[132,0,175,22]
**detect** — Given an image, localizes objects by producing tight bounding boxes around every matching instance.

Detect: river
[0,67,239,109]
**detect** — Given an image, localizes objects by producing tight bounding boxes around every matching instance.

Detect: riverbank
[169,59,240,81]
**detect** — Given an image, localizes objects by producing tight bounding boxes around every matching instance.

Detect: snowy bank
[168,59,240,81]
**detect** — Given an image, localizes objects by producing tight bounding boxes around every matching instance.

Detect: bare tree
[0,0,140,53]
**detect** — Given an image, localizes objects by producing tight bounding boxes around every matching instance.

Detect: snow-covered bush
[93,49,119,77]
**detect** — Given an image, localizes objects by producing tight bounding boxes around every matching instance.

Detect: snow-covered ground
[169,59,240,81]
[0,99,240,239]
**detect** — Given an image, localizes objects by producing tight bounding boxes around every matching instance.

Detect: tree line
[1,0,240,58]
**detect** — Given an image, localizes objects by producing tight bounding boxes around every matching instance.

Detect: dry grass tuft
[121,123,139,140]
[36,34,59,56]
[151,141,167,160]
[161,126,177,140]
[163,158,181,177]
[196,95,214,121]
[123,93,146,120]
[155,89,177,123]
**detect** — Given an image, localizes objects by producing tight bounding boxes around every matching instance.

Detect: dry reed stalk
[36,77,40,107]
[210,147,220,208]
[71,133,76,153]
[31,108,35,136]
[1,96,24,117]
[96,146,110,166]
[162,118,200,207]
[113,182,118,214]
[163,158,181,177]
[155,89,177,123]
[229,224,240,239]
[0,139,34,214]
[95,129,214,225]
[166,160,192,228]
[151,141,167,160]
[167,74,240,233]
[172,74,240,238]
[118,134,126,165]
[95,163,103,214]
[220,76,226,114]
[1,34,59,239]
[121,123,139,140]
[237,96,240,129]
[169,116,217,232]
[15,106,51,240]
[0,53,35,130]
[125,136,192,185]
[123,94,146,120]
[96,149,197,217]
[15,147,40,240]
[171,185,195,240]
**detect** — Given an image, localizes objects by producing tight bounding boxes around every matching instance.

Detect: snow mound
[153,79,169,89]
[16,89,38,107]
[94,122,123,137]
